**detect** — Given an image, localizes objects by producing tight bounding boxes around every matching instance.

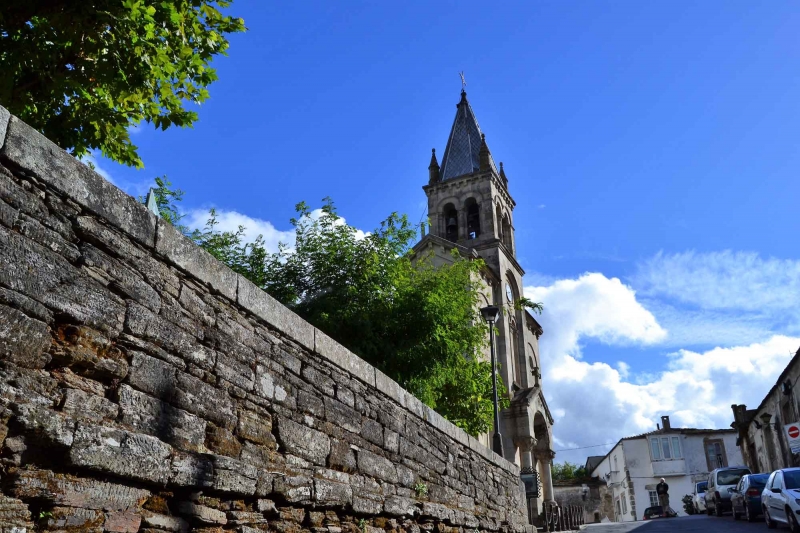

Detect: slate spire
[439,90,497,180]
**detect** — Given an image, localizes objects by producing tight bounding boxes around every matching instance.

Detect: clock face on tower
[506,284,513,303]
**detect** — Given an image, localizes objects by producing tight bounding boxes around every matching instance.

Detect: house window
[649,491,659,507]
[621,492,628,514]
[661,438,672,460]
[651,436,682,461]
[614,455,618,471]
[706,439,727,469]
[672,437,683,459]
[651,438,661,460]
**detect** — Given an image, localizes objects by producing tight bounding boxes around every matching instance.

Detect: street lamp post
[480,305,503,457]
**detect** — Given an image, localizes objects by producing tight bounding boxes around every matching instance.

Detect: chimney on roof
[661,416,671,430]
[657,423,660,431]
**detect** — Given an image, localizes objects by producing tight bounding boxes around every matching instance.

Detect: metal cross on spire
[459,71,467,91]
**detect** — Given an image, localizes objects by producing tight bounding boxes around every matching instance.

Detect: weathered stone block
[327,439,356,472]
[69,423,172,484]
[383,496,419,518]
[104,510,142,533]
[205,423,242,458]
[169,452,214,488]
[117,384,206,452]
[236,409,276,448]
[352,496,383,515]
[11,469,151,510]
[141,511,189,532]
[173,371,236,429]
[276,417,330,466]
[324,396,360,434]
[0,304,51,368]
[361,417,383,446]
[80,243,161,313]
[210,454,259,495]
[0,105,9,149]
[314,478,352,507]
[273,475,313,503]
[0,285,53,324]
[156,220,237,301]
[357,449,398,484]
[375,370,406,408]
[176,501,227,525]
[297,390,325,418]
[1,116,157,247]
[126,351,178,397]
[125,302,215,371]
[44,506,104,529]
[14,212,79,262]
[313,330,374,387]
[0,495,32,529]
[62,387,119,422]
[421,502,452,521]
[237,276,314,351]
[215,349,255,392]
[13,403,76,447]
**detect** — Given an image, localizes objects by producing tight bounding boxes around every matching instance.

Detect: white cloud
[634,250,800,312]
[525,273,667,361]
[524,271,800,465]
[184,209,297,253]
[184,207,369,254]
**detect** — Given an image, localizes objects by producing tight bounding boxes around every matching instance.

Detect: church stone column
[538,450,556,502]
[514,436,538,522]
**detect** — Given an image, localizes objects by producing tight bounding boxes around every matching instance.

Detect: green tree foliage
[0,1,245,167]
[196,198,509,435]
[552,462,588,482]
[681,494,694,514]
[143,183,522,435]
[138,176,186,230]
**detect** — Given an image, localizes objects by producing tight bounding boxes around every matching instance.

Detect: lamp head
[480,305,500,323]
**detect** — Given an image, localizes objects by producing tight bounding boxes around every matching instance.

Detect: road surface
[584,513,786,531]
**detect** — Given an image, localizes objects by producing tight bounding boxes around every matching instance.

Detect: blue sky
[97,1,800,464]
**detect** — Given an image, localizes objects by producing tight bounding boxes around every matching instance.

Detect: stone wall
[552,482,612,524]
[0,107,529,533]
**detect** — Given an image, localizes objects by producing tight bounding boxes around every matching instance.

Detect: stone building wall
[0,106,529,533]
[552,482,612,524]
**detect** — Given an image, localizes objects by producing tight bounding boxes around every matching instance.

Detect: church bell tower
[414,89,557,516]
[423,89,521,295]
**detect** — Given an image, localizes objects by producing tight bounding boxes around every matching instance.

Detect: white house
[590,416,743,522]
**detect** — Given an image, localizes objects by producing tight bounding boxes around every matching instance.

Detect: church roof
[439,91,497,180]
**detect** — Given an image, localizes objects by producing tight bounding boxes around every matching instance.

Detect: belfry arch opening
[501,213,512,252]
[466,198,480,239]
[444,203,458,242]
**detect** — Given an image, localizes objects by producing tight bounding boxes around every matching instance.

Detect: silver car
[706,466,751,516]
[693,481,707,513]
[761,467,800,530]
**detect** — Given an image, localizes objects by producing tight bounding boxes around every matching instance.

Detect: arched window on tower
[502,214,513,253]
[444,203,458,242]
[466,198,480,239]
[495,205,503,241]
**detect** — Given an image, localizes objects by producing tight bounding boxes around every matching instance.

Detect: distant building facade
[591,416,742,522]
[412,90,555,520]
[732,347,800,473]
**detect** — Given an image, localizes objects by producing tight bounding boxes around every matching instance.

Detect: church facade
[412,90,557,519]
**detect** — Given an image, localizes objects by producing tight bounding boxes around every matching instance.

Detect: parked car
[730,473,769,522]
[706,466,752,516]
[643,506,677,520]
[762,467,800,530]
[693,481,708,514]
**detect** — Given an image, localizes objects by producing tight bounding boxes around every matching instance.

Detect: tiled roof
[439,91,496,180]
